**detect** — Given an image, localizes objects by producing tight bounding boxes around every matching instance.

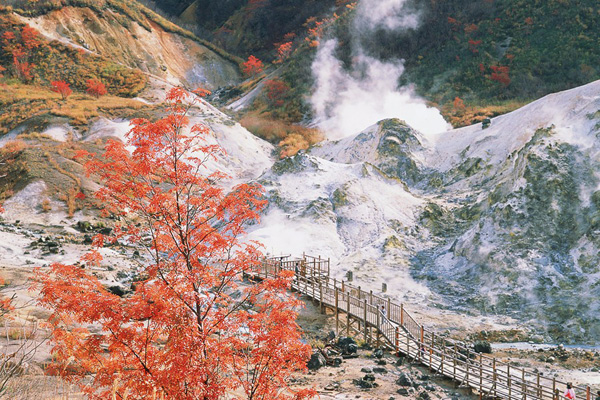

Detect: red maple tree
[243,55,264,77]
[35,87,315,400]
[50,80,72,100]
[86,78,107,98]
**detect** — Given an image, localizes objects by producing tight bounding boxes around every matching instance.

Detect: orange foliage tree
[50,80,72,100]
[275,41,293,64]
[86,78,107,98]
[242,55,264,77]
[35,87,315,400]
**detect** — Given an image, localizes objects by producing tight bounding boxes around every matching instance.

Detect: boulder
[419,391,431,400]
[474,340,492,354]
[337,337,358,355]
[396,372,413,387]
[307,352,326,370]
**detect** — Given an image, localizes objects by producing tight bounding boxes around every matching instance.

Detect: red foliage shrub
[264,79,290,107]
[51,80,72,100]
[489,65,511,86]
[86,79,107,98]
[243,55,264,77]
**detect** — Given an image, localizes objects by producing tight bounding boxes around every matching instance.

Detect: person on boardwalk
[595,390,600,400]
[564,383,575,400]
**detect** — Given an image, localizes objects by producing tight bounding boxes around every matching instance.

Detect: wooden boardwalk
[249,255,595,400]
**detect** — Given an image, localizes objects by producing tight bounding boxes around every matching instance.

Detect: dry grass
[1,375,85,399]
[40,199,51,212]
[442,99,530,128]
[240,114,324,158]
[0,83,150,134]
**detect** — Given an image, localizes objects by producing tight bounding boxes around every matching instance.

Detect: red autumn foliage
[264,79,290,107]
[275,41,293,63]
[35,87,315,400]
[51,80,72,100]
[464,23,479,34]
[490,65,511,86]
[86,78,107,98]
[243,55,264,77]
[524,17,534,25]
[479,63,486,73]
[1,24,41,82]
[468,39,482,53]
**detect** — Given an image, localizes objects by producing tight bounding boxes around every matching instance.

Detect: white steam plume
[355,0,420,31]
[311,0,450,140]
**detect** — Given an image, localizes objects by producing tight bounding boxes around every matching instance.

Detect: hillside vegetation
[0,12,147,97]
[151,0,339,59]
[152,0,600,129]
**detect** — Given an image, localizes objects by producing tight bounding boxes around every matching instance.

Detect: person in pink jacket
[564,383,575,400]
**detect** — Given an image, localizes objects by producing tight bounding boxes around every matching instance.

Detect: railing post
[552,378,556,400]
[536,372,540,399]
[319,280,323,313]
[400,303,404,326]
[479,353,483,398]
[376,304,381,348]
[311,267,315,300]
[587,386,591,400]
[369,290,373,305]
[341,280,345,292]
[395,326,399,353]
[406,329,410,359]
[335,288,339,336]
[440,344,445,375]
[363,299,368,344]
[346,292,350,335]
[430,333,435,370]
[493,358,497,398]
[522,369,526,400]
[453,344,457,380]
[466,348,470,387]
[420,326,424,361]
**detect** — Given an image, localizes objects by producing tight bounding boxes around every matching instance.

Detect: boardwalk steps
[248,254,595,400]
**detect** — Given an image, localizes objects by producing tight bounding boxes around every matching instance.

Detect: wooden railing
[249,255,594,400]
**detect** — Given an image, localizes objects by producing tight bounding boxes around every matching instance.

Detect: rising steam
[311,0,450,139]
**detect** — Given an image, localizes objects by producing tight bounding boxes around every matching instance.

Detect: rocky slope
[250,79,600,343]
[15,5,241,89]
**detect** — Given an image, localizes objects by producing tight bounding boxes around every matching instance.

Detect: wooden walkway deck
[249,255,595,400]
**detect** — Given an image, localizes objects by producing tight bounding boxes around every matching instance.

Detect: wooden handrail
[252,255,592,400]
